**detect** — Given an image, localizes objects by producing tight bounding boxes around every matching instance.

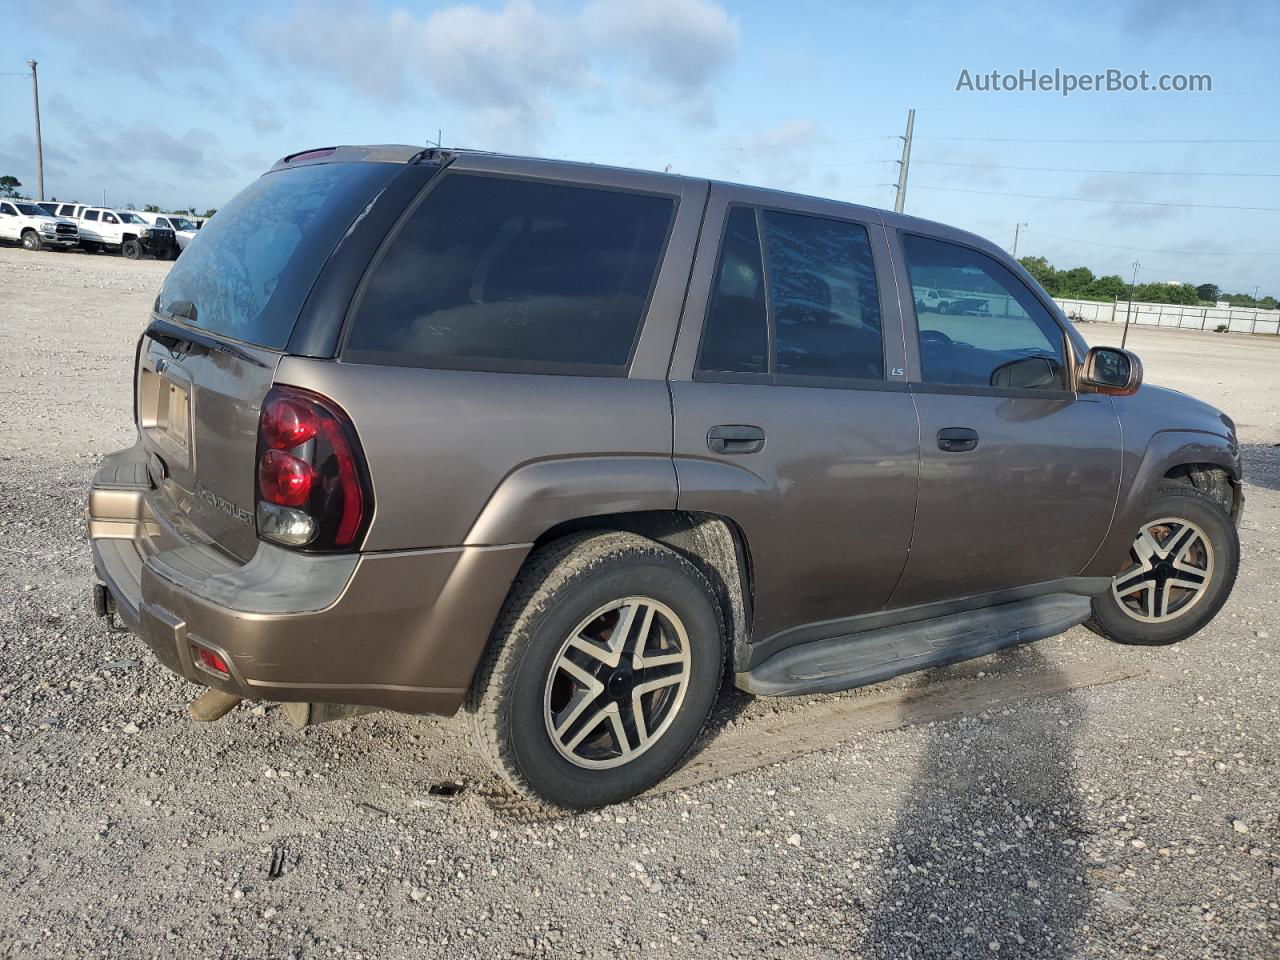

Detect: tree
[0,175,20,198]
[1018,256,1060,295]
[201,208,217,219]
[1060,266,1095,296]
[1195,283,1220,302]
[1086,275,1127,301]
[143,204,160,213]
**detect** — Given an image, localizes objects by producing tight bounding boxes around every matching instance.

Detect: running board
[736,593,1093,697]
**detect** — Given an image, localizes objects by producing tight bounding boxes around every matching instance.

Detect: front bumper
[87,442,527,715]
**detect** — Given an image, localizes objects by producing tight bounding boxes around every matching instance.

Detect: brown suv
[88,145,1242,808]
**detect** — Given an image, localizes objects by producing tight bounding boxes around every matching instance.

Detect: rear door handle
[937,427,979,453]
[708,424,765,455]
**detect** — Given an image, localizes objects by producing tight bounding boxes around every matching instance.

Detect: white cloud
[583,0,738,123]
[246,0,738,146]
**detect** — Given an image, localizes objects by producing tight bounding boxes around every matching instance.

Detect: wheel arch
[1162,461,1240,521]
[529,510,755,674]
[1082,429,1241,578]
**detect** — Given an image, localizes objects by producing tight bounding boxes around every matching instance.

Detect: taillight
[254,386,372,551]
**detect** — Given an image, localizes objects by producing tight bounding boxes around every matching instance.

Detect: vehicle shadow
[865,646,1090,959]
[1241,443,1280,493]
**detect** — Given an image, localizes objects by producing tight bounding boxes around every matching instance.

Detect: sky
[4,0,1279,295]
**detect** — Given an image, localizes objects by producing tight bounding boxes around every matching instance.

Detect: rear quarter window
[345,173,676,374]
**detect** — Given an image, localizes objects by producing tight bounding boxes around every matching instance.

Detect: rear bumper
[87,442,528,715]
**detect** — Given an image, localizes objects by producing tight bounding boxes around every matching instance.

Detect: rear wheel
[1086,481,1238,645]
[121,238,142,260]
[21,229,42,252]
[467,532,725,809]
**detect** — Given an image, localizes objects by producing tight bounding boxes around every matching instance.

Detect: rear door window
[85,210,99,221]
[763,210,884,381]
[697,206,769,375]
[696,206,885,382]
[346,173,676,373]
[902,234,1068,390]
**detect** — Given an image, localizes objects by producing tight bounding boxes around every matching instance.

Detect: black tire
[466,532,725,809]
[1085,481,1238,646]
[81,241,99,254]
[121,238,142,260]
[21,230,42,252]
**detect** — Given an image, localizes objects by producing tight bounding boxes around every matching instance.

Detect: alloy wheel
[1112,517,1214,623]
[543,597,692,770]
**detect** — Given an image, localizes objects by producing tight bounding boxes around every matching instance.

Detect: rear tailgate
[136,326,279,562]
[138,154,408,561]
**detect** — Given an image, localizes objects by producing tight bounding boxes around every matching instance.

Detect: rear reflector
[194,645,230,677]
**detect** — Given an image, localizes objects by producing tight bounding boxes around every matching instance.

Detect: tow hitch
[91,583,131,634]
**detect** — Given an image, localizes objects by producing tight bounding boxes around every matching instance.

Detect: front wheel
[21,230,42,252]
[466,532,725,809]
[1086,481,1238,645]
[121,238,142,260]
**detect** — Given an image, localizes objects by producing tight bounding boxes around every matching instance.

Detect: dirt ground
[1,246,1277,959]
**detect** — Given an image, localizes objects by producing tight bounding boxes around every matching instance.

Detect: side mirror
[1079,346,1143,396]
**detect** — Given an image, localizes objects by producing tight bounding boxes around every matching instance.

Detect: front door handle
[937,427,979,453]
[708,424,765,455]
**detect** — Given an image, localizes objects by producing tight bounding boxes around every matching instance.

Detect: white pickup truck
[131,211,198,251]
[46,203,178,260]
[0,199,80,251]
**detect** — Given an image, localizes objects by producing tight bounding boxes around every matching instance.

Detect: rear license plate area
[139,365,192,464]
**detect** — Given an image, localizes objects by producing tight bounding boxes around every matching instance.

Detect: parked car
[132,211,198,251]
[87,146,1243,808]
[0,198,79,250]
[53,203,177,259]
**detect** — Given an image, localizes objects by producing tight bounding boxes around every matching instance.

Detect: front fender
[1081,428,1239,578]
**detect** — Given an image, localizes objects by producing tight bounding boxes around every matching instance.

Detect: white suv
[0,199,79,251]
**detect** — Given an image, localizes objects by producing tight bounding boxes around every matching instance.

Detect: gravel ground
[1,246,1277,959]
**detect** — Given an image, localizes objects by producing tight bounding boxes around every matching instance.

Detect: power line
[910,183,1280,212]
[912,160,1280,178]
[1023,229,1280,257]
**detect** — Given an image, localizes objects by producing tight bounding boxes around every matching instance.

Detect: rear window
[155,161,400,350]
[346,173,676,373]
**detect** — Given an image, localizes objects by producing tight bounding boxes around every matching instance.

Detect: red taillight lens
[257,449,315,507]
[254,386,372,552]
[260,397,318,450]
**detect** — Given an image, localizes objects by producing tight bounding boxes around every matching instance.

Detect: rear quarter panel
[273,359,679,550]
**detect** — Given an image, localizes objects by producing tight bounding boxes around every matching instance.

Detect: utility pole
[27,59,44,200]
[1012,222,1029,258]
[893,108,914,214]
[1121,260,1140,349]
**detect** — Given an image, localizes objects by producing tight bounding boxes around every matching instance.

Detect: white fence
[1054,297,1280,336]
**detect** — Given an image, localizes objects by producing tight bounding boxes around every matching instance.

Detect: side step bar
[736,593,1093,697]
